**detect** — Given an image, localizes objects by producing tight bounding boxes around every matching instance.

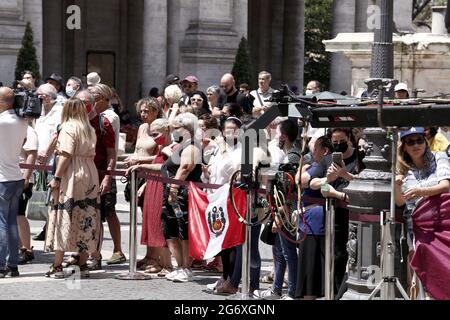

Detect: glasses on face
[190,98,203,103]
[182,84,193,89]
[404,136,425,146]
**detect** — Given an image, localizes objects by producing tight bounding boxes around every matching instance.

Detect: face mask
[358,149,366,159]
[154,134,166,146]
[85,102,93,114]
[66,86,76,97]
[333,141,349,153]
[171,130,184,143]
[225,136,238,146]
[305,90,313,95]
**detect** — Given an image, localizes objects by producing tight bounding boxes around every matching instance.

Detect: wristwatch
[54,176,62,182]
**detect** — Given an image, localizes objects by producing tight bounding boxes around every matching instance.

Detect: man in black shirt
[218,73,253,115]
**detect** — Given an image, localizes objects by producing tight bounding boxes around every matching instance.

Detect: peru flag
[188,182,247,260]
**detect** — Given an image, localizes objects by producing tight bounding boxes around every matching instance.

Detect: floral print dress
[45,123,101,253]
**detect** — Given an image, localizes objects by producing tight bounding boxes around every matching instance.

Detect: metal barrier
[116,170,151,280]
[325,198,335,300]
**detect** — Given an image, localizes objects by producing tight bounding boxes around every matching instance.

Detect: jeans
[0,180,24,269]
[230,224,262,290]
[273,233,298,297]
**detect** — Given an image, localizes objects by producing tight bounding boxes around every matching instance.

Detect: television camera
[13,88,42,119]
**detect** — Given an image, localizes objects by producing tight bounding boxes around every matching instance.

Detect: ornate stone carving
[347,223,358,269]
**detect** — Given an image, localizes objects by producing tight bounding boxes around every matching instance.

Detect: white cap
[395,82,408,92]
[87,72,101,86]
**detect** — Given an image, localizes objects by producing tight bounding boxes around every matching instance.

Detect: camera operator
[0,87,28,278]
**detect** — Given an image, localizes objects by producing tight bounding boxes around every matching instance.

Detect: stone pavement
[0,178,275,300]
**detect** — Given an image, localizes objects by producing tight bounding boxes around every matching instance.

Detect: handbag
[26,171,49,221]
[124,177,146,207]
[260,218,276,246]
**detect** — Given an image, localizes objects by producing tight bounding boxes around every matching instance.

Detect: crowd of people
[0,69,449,300]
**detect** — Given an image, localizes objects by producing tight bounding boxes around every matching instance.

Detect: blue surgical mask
[66,86,77,97]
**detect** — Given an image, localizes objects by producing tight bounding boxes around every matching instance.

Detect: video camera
[13,88,42,119]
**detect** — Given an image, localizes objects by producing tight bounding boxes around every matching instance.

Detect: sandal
[62,254,80,268]
[213,280,238,296]
[144,264,163,274]
[137,257,157,270]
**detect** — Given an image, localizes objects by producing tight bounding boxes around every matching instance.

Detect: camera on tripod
[13,88,42,119]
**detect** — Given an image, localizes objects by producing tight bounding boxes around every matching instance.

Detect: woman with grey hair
[207,85,222,119]
[162,113,202,282]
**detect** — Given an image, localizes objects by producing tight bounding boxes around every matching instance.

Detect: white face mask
[305,90,314,95]
[171,130,183,143]
[66,86,77,97]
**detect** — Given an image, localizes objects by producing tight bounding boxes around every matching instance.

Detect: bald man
[218,73,253,115]
[0,87,28,278]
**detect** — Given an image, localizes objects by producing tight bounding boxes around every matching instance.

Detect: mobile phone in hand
[332,152,343,167]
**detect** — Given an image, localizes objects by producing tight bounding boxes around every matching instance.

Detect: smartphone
[45,187,52,206]
[332,152,343,166]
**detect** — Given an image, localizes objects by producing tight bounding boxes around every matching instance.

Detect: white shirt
[250,87,275,108]
[0,110,28,182]
[102,108,120,156]
[203,144,241,192]
[20,126,39,183]
[35,102,63,155]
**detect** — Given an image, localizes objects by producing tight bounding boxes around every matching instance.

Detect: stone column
[281,0,304,89]
[42,0,64,79]
[142,0,168,96]
[270,0,284,88]
[179,0,244,89]
[432,5,448,34]
[23,0,43,78]
[330,0,355,94]
[394,0,414,33]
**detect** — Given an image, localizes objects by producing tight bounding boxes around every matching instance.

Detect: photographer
[309,128,363,296]
[0,87,28,278]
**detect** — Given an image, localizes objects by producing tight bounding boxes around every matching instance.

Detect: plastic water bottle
[321,183,331,192]
[172,201,184,218]
[401,182,415,211]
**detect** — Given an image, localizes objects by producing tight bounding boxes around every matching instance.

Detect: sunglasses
[190,98,203,103]
[404,136,425,146]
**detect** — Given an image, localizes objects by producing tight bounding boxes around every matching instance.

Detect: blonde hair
[60,98,95,142]
[135,97,163,119]
[91,83,113,101]
[180,105,194,114]
[172,112,198,134]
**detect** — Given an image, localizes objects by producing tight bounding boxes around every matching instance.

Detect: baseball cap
[181,75,199,84]
[166,74,180,85]
[87,72,101,86]
[400,127,425,140]
[395,82,408,92]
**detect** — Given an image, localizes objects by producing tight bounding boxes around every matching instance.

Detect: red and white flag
[188,182,247,260]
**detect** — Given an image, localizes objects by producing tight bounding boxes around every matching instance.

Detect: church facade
[0,0,304,109]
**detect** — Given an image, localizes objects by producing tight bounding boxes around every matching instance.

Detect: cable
[228,170,271,227]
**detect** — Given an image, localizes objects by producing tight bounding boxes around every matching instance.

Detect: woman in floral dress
[45,98,100,279]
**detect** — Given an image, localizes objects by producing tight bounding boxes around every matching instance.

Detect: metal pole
[370,0,394,79]
[325,198,335,300]
[381,127,398,299]
[241,191,253,299]
[116,170,151,280]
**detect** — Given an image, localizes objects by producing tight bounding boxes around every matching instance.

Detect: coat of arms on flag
[188,182,247,260]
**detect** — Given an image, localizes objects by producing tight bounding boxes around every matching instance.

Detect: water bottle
[401,181,415,211]
[172,201,184,218]
[321,183,331,192]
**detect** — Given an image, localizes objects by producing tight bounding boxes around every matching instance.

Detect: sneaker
[87,256,102,271]
[45,264,65,278]
[5,266,19,277]
[280,295,294,300]
[18,248,34,265]
[166,268,182,281]
[206,278,226,292]
[172,268,193,283]
[257,288,282,300]
[107,252,127,265]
